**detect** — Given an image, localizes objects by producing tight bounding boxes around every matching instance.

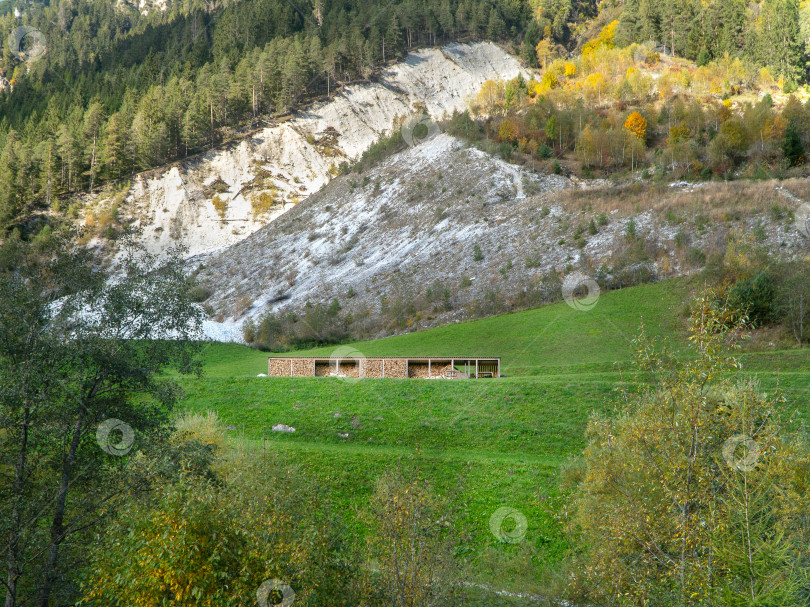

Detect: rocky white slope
[194,132,808,342]
[195,133,570,333]
[100,42,526,259]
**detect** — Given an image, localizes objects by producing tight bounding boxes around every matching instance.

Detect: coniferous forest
[0,0,809,227]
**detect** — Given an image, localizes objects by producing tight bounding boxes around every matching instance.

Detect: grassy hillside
[271,278,692,374]
[179,277,810,597]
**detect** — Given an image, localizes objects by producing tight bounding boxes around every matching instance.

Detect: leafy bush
[685,246,705,267]
[212,194,228,218]
[624,217,636,239]
[728,270,775,325]
[243,300,349,351]
[83,417,361,606]
[355,129,405,171]
[445,110,484,141]
[186,285,212,302]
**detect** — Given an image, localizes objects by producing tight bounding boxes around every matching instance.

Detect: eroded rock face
[195,133,572,332]
[92,42,526,259]
[194,130,808,342]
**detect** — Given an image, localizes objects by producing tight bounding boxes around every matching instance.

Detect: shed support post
[382,359,386,378]
[428,359,431,378]
[475,359,478,379]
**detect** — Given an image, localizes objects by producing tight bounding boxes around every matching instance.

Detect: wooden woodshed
[267,356,500,379]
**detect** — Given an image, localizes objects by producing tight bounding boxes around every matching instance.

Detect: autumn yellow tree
[498,117,519,143]
[535,39,555,70]
[473,79,505,114]
[622,111,648,170]
[667,122,692,171]
[581,21,617,57]
[534,71,558,95]
[575,125,597,167]
[583,72,606,105]
[363,463,462,606]
[623,111,647,141]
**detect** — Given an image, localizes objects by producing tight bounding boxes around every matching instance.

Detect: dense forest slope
[3,0,810,235]
[83,42,525,257]
[0,0,538,229]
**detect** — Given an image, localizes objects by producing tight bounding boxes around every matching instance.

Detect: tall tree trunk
[38,409,84,607]
[89,134,97,193]
[4,402,31,607]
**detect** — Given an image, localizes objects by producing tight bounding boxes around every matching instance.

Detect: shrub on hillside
[186,284,212,302]
[243,300,350,351]
[83,415,361,606]
[354,129,405,171]
[445,110,484,141]
[782,124,804,166]
[727,269,775,325]
[362,462,463,606]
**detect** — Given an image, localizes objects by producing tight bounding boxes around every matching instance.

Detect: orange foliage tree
[623,111,647,141]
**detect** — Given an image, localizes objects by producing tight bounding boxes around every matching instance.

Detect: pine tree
[639,0,661,43]
[83,101,105,192]
[486,7,506,40]
[617,0,641,45]
[385,15,404,62]
[760,0,803,82]
[36,139,57,207]
[0,132,21,226]
[56,123,78,193]
[103,112,130,180]
[717,0,747,57]
[782,123,804,165]
[521,19,541,67]
[182,96,209,156]
[437,0,454,41]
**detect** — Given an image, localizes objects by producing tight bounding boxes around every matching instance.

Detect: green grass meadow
[179,278,810,596]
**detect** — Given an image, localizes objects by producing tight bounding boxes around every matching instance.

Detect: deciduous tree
[568,294,810,606]
[0,236,203,607]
